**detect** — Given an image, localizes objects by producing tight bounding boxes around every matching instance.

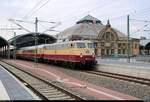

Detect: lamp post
[45,38,50,44]
[8,44,10,59]
[13,32,16,60]
[127,15,130,63]
[34,17,38,67]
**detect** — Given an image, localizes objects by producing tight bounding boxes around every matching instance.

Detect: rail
[0,60,85,100]
[85,70,150,86]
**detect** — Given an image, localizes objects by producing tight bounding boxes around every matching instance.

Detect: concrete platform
[0,80,10,100]
[96,58,150,79]
[0,65,40,100]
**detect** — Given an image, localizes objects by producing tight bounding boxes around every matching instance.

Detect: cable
[55,0,105,21]
[23,0,45,19]
[59,0,150,29]
[130,7,150,16]
[60,0,119,23]
[98,8,150,23]
[133,11,150,17]
[27,0,51,18]
[143,30,150,32]
[130,19,150,23]
[38,20,56,24]
[131,23,150,35]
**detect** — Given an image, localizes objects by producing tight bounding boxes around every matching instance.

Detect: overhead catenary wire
[143,29,150,32]
[8,19,32,33]
[129,16,150,36]
[102,7,150,23]
[38,20,56,24]
[23,0,45,20]
[26,0,51,18]
[60,0,120,23]
[36,21,61,33]
[130,7,150,16]
[54,0,105,21]
[131,23,150,35]
[42,22,61,33]
[130,19,150,23]
[8,17,61,34]
[11,19,34,24]
[56,1,150,32]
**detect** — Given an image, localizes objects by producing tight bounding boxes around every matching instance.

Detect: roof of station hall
[140,39,150,47]
[8,32,57,48]
[0,36,8,48]
[57,14,128,40]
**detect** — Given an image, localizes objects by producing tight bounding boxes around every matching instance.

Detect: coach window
[57,45,59,49]
[54,45,56,49]
[65,44,68,48]
[58,44,61,49]
[53,45,55,49]
[44,46,47,49]
[64,44,66,49]
[87,43,94,48]
[60,44,62,49]
[49,45,52,50]
[76,43,86,48]
[66,44,69,48]
[46,46,49,49]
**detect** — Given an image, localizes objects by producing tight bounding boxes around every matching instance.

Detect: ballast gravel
[57,67,150,99]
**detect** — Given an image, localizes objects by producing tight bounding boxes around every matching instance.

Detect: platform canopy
[8,33,57,48]
[140,39,150,49]
[0,36,8,48]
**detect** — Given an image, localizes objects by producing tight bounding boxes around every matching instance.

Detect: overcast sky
[0,0,150,40]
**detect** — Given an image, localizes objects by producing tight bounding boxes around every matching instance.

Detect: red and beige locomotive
[16,40,97,68]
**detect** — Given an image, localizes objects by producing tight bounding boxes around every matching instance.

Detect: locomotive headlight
[80,53,83,58]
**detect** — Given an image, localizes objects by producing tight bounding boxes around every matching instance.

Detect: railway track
[0,60,85,100]
[85,70,150,86]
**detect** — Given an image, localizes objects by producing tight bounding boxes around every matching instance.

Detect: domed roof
[57,15,128,41]
[57,23,105,40]
[113,29,128,40]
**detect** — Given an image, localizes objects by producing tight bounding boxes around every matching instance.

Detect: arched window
[102,32,114,41]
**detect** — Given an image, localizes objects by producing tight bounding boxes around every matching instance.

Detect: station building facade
[57,15,140,57]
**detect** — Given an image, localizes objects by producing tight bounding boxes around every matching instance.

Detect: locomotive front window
[87,43,94,48]
[76,43,86,48]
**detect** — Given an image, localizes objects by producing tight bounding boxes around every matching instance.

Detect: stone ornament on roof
[106,20,111,28]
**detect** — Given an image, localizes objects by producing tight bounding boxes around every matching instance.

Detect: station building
[57,15,140,57]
